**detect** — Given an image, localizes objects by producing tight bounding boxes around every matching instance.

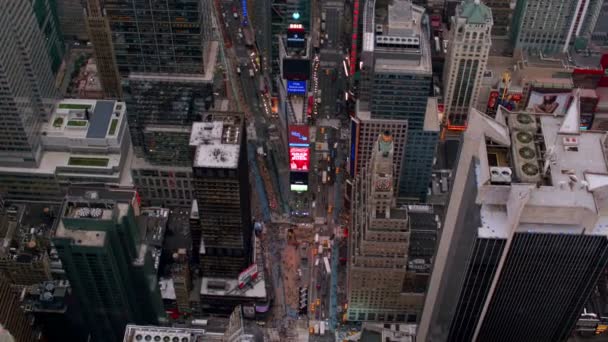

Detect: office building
[354,0,439,200]
[0,0,60,168]
[53,191,165,342]
[0,278,37,342]
[511,0,603,54]
[346,132,426,323]
[485,0,513,37]
[123,73,215,163]
[100,0,211,75]
[0,99,132,202]
[190,115,252,277]
[419,102,608,341]
[84,0,122,99]
[57,0,88,42]
[443,0,492,128]
[20,280,90,342]
[268,0,311,77]
[591,1,608,46]
[33,0,65,74]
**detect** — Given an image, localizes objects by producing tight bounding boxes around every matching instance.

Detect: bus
[323,256,331,274]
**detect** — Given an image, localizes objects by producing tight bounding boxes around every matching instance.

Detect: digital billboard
[289,147,310,171]
[486,90,499,114]
[282,58,310,81]
[287,31,306,49]
[290,171,309,192]
[289,125,309,147]
[498,92,522,111]
[526,90,572,115]
[287,80,307,95]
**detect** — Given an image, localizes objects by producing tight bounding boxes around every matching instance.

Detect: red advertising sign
[289,147,310,171]
[487,90,499,112]
[288,125,309,146]
[238,264,259,288]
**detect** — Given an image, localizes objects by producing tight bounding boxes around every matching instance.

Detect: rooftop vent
[490,166,512,184]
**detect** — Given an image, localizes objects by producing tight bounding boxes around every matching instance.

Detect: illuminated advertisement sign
[287,80,307,95]
[287,31,306,49]
[282,58,310,81]
[271,97,279,114]
[290,171,309,192]
[289,147,310,171]
[289,125,309,146]
[526,90,572,115]
[487,90,499,113]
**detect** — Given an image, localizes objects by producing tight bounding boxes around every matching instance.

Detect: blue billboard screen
[287,81,307,95]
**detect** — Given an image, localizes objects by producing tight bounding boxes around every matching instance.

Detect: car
[238,32,243,39]
[233,12,238,19]
[236,67,241,74]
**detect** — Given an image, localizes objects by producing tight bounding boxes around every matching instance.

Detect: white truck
[323,256,331,275]
[314,323,320,334]
[249,69,254,77]
[318,245,323,255]
[322,170,327,184]
[320,321,326,335]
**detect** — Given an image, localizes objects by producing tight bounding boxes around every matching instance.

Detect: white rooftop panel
[194,145,240,169]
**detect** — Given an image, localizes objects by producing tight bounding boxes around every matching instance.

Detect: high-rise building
[101,0,211,75]
[347,131,426,323]
[354,0,439,200]
[418,103,608,341]
[443,0,492,128]
[269,0,310,77]
[57,0,88,42]
[32,0,65,74]
[0,0,60,167]
[0,99,132,202]
[189,114,252,277]
[84,0,122,99]
[123,73,214,163]
[511,0,603,54]
[0,278,37,342]
[485,0,513,37]
[53,191,165,342]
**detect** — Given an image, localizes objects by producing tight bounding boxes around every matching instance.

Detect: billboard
[526,90,572,115]
[282,58,310,81]
[271,97,279,114]
[287,30,306,49]
[289,147,310,171]
[238,264,259,288]
[290,171,309,192]
[289,125,309,147]
[287,80,307,95]
[486,90,499,113]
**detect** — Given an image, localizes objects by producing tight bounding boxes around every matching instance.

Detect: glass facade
[369,72,436,200]
[104,0,206,74]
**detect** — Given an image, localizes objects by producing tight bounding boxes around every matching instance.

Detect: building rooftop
[200,276,266,299]
[123,324,224,342]
[44,99,125,141]
[20,280,71,314]
[458,0,492,25]
[0,203,58,264]
[190,119,242,169]
[464,94,608,239]
[54,192,134,247]
[365,0,432,74]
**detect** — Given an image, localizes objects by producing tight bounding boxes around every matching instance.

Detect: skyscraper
[53,191,164,342]
[190,114,252,277]
[347,131,425,323]
[102,0,210,75]
[0,0,60,167]
[484,0,513,37]
[84,0,122,99]
[31,0,65,74]
[353,0,439,200]
[418,102,608,341]
[443,0,492,128]
[511,0,603,54]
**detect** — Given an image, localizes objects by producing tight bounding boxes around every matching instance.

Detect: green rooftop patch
[67,120,88,127]
[68,157,109,167]
[52,117,64,127]
[58,103,92,110]
[109,119,119,135]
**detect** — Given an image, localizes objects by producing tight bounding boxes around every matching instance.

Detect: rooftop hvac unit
[509,113,537,132]
[77,207,91,218]
[490,167,512,184]
[563,136,579,147]
[90,208,102,218]
[511,130,541,183]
